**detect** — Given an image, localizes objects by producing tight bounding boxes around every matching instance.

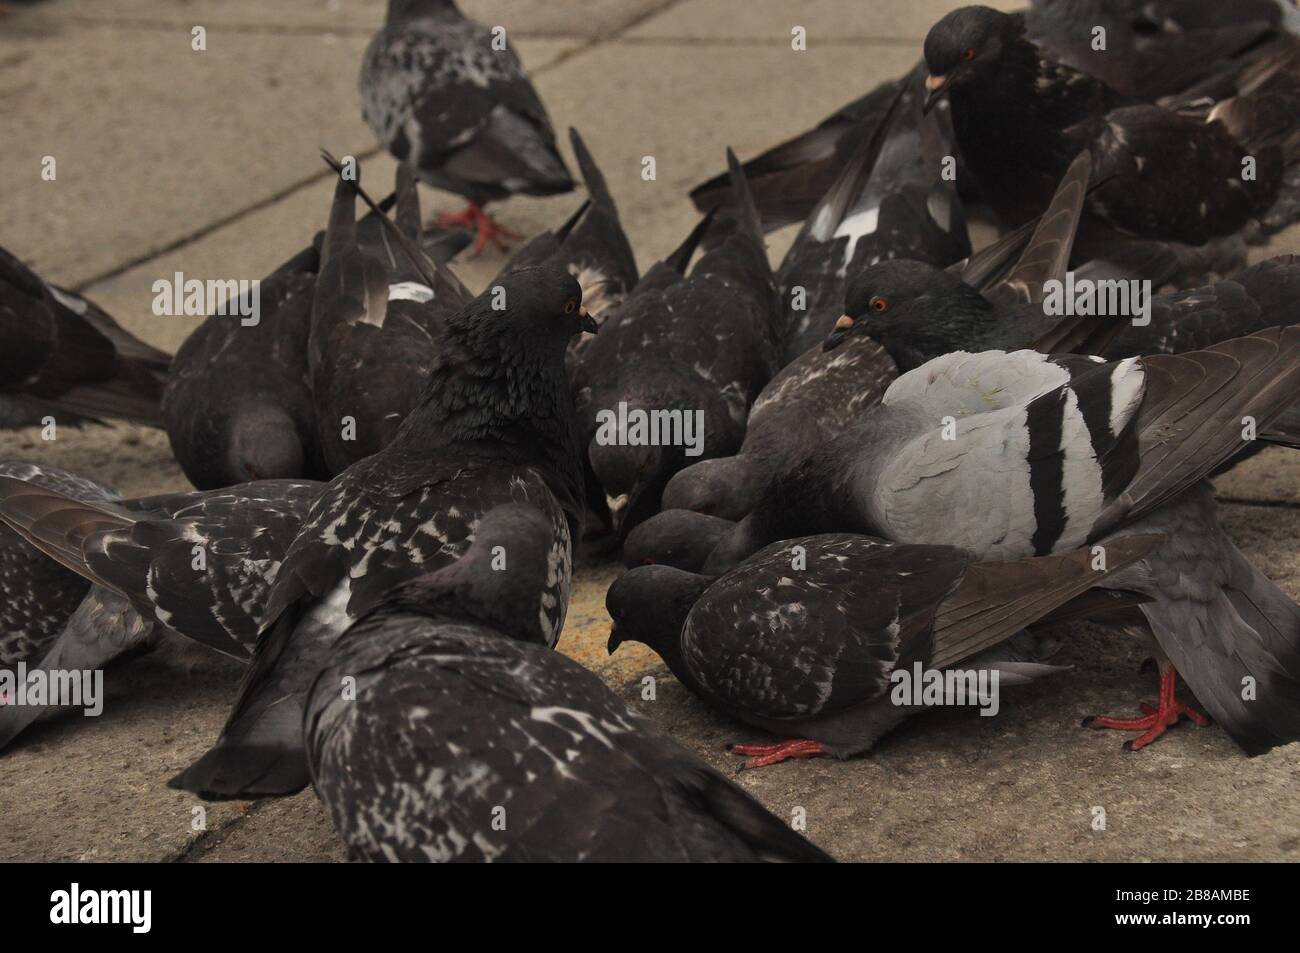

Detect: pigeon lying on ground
[573,151,780,537]
[360,0,574,254]
[777,71,970,362]
[307,503,831,862]
[922,6,1298,244]
[706,328,1300,754]
[657,151,1102,526]
[170,263,596,800]
[609,532,1159,768]
[163,181,470,489]
[309,158,473,475]
[0,474,321,749]
[0,245,170,429]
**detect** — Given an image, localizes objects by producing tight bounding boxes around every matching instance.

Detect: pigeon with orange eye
[563,295,599,334]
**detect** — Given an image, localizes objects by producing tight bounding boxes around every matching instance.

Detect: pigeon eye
[963,47,977,61]
[564,298,577,314]
[870,296,889,313]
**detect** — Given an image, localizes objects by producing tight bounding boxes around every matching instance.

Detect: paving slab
[1,0,1299,864]
[0,9,576,286]
[31,0,673,40]
[626,0,1021,41]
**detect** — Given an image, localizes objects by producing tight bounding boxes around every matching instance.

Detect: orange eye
[963,47,977,61]
[870,296,889,312]
[564,298,577,314]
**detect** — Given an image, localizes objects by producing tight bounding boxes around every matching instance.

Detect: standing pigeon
[360,0,574,254]
[307,503,831,862]
[0,475,321,749]
[0,245,171,429]
[573,151,781,537]
[609,532,1158,768]
[309,159,473,475]
[921,6,1295,244]
[706,329,1300,754]
[169,263,596,800]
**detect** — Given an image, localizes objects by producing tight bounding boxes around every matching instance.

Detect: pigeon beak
[922,74,948,114]
[822,314,854,352]
[579,309,599,334]
[607,623,623,655]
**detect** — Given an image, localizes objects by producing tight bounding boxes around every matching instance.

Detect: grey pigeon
[609,532,1158,768]
[307,503,831,862]
[360,0,574,253]
[707,328,1300,754]
[169,263,596,800]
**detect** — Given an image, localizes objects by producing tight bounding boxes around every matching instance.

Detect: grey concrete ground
[0,0,1297,863]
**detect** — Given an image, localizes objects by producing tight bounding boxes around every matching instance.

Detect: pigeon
[360,0,574,254]
[608,532,1160,768]
[828,252,1300,425]
[500,128,639,325]
[309,158,474,475]
[0,461,119,667]
[169,262,596,800]
[622,508,736,572]
[921,6,1295,245]
[689,71,922,232]
[0,475,321,749]
[572,151,780,537]
[777,71,970,362]
[163,174,469,489]
[658,150,1100,524]
[1025,0,1296,101]
[705,328,1300,754]
[306,502,831,862]
[0,244,171,429]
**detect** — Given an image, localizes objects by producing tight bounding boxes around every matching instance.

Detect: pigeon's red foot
[727,738,827,770]
[434,203,519,256]
[1082,667,1211,751]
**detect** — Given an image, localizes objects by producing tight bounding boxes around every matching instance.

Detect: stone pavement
[1,0,1297,862]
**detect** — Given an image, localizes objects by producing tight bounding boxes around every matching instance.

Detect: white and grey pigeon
[360,0,574,254]
[306,503,832,862]
[168,263,597,801]
[609,532,1159,768]
[706,327,1300,755]
[0,472,321,749]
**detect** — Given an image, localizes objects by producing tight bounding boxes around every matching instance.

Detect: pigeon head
[589,439,669,537]
[226,401,306,483]
[824,259,993,371]
[368,503,558,646]
[922,6,1019,111]
[459,263,596,355]
[605,564,713,658]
